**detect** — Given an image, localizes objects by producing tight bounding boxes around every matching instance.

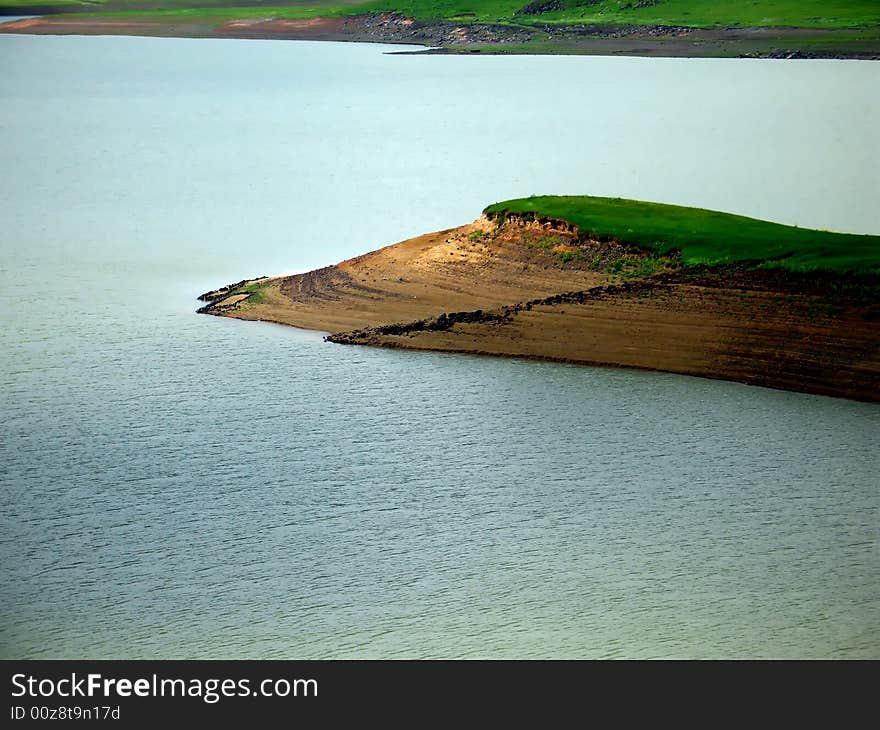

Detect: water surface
[0,35,878,658]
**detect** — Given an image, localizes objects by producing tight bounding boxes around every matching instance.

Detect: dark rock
[515,0,563,17]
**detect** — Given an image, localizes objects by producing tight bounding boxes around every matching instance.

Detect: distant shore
[197,201,880,402]
[3,12,879,59]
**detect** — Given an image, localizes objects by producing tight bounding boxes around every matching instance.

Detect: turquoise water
[0,35,878,658]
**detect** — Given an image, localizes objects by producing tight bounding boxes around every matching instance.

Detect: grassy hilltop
[484,196,880,274]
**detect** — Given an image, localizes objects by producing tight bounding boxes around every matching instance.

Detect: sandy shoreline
[2,13,879,59]
[198,215,880,402]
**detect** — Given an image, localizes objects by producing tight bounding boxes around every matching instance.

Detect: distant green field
[354,0,880,28]
[484,196,880,274]
[4,0,880,30]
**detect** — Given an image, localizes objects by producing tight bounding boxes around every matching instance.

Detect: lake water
[0,34,878,659]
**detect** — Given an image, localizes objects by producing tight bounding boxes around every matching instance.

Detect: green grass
[483,195,880,274]
[5,0,880,30]
[524,234,559,249]
[354,0,880,28]
[604,253,668,278]
[231,281,267,304]
[554,248,584,264]
[527,0,880,29]
[89,6,352,21]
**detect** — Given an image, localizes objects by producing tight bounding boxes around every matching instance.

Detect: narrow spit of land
[197,196,880,402]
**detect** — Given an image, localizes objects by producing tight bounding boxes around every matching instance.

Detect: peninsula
[3,0,880,59]
[198,196,880,402]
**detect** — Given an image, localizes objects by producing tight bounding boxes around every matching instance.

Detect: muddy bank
[197,215,880,402]
[3,12,878,59]
[327,271,880,402]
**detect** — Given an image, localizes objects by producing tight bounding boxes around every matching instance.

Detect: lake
[0,33,877,658]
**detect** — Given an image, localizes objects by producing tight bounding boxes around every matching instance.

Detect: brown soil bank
[198,215,880,402]
[2,13,879,59]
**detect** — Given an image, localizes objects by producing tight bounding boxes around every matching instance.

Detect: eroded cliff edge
[198,210,880,402]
